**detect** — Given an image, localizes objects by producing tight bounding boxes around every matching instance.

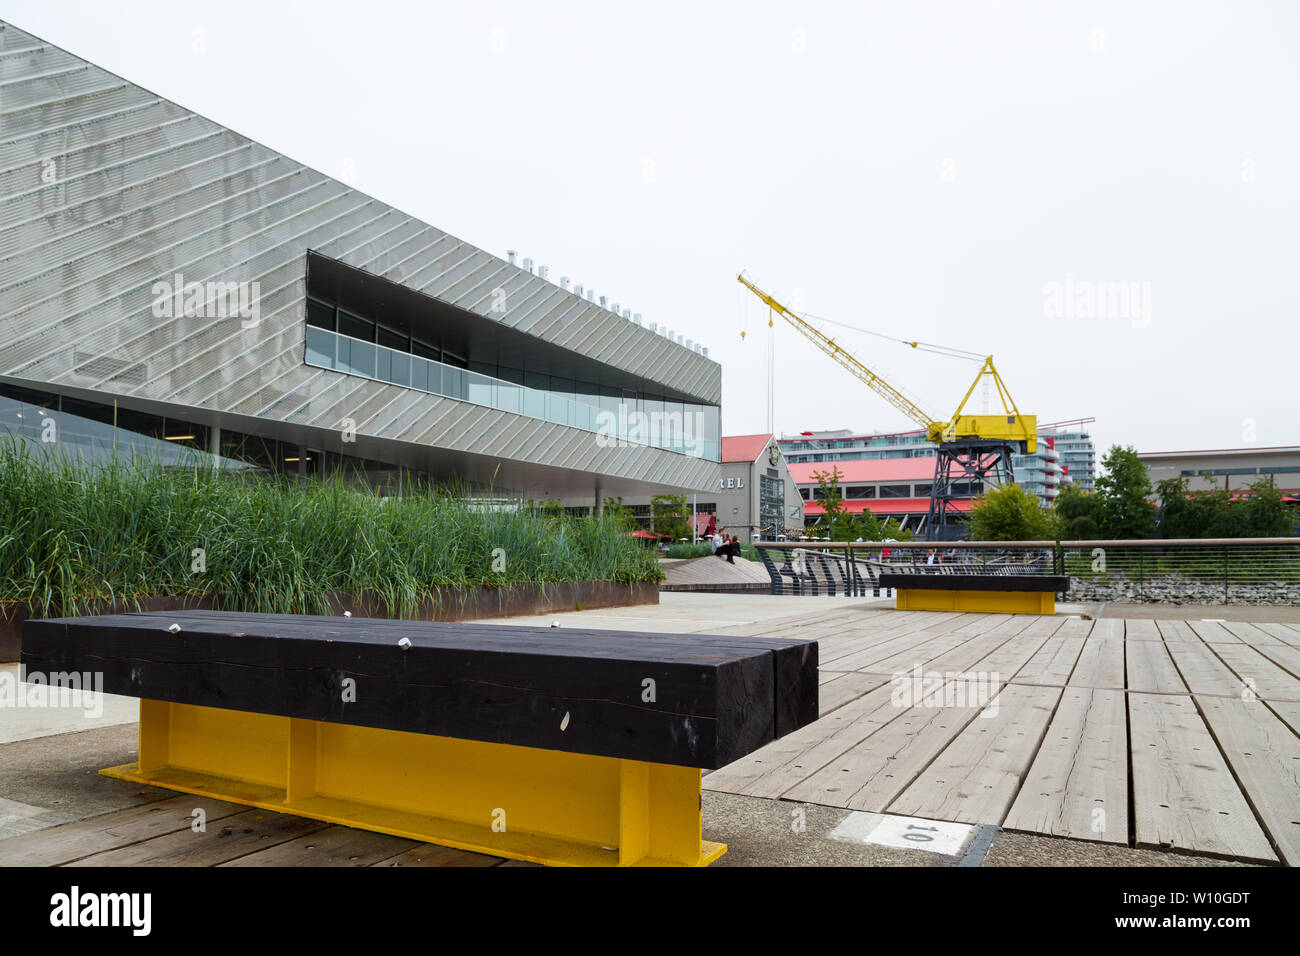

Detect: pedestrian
[712,528,725,558]
[724,534,739,564]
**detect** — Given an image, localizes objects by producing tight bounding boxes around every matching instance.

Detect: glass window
[547,392,572,427]
[338,311,374,342]
[377,346,404,385]
[305,326,335,367]
[599,385,620,415]
[339,338,376,378]
[879,484,911,498]
[410,356,430,393]
[551,377,575,403]
[413,339,440,362]
[388,351,410,388]
[497,379,521,414]
[307,298,335,331]
[466,371,493,409]
[522,387,546,419]
[442,365,464,400]
[377,326,407,351]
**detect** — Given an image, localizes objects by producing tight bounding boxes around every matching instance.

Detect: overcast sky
[9,1,1298,462]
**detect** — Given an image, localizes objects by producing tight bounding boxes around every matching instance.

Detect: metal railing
[753,538,1300,603]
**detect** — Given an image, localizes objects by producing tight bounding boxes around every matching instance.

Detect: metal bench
[878,573,1070,614]
[22,610,819,867]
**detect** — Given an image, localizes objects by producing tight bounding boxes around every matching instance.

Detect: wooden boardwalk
[3,603,1296,866]
[0,795,515,867]
[706,608,1300,865]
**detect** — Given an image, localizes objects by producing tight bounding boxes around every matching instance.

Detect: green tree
[1052,484,1102,539]
[650,494,690,542]
[1239,476,1292,537]
[967,483,1054,540]
[1094,445,1156,540]
[811,467,860,541]
[1154,475,1231,538]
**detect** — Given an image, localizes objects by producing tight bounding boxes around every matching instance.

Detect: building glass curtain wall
[302,263,721,461]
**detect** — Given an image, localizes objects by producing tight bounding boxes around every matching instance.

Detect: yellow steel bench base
[102,699,726,867]
[894,588,1055,615]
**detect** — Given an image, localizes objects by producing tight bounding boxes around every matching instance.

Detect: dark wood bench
[877,573,1070,614]
[22,610,817,867]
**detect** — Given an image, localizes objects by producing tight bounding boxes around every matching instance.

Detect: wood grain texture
[1128,693,1276,863]
[888,684,1062,824]
[1004,688,1128,843]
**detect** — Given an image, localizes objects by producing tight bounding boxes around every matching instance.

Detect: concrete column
[208,425,221,468]
[594,483,604,519]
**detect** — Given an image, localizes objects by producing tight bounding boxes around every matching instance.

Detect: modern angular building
[0,19,720,505]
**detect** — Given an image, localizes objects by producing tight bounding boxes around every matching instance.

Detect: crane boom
[736,273,1036,453]
[736,273,941,439]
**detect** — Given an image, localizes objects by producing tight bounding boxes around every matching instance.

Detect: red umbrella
[622,529,667,539]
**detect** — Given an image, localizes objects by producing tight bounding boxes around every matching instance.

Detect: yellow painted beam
[104,700,726,867]
[895,588,1054,615]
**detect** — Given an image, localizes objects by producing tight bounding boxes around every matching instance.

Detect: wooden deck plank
[828,612,978,671]
[779,620,1031,810]
[733,685,906,799]
[69,808,330,867]
[888,684,1063,825]
[1207,643,1300,702]
[782,683,987,811]
[0,796,248,866]
[1003,688,1128,843]
[1254,623,1300,648]
[704,683,901,796]
[1126,626,1187,694]
[1242,640,1300,682]
[1159,621,1248,697]
[1195,694,1300,867]
[1189,620,1243,644]
[1128,693,1277,863]
[1012,636,1086,686]
[373,842,503,867]
[1069,623,1124,688]
[218,826,422,867]
[816,672,891,716]
[1219,621,1286,647]
[721,632,1020,800]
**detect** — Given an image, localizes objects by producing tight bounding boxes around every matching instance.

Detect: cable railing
[752,538,1300,602]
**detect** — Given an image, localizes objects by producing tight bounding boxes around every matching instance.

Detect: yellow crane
[737,272,1038,539]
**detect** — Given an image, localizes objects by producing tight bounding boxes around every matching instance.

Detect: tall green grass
[0,438,661,617]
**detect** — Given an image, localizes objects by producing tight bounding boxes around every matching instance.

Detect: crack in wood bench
[877,573,1070,615]
[22,610,818,867]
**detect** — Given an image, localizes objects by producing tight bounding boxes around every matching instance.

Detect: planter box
[0,581,658,662]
